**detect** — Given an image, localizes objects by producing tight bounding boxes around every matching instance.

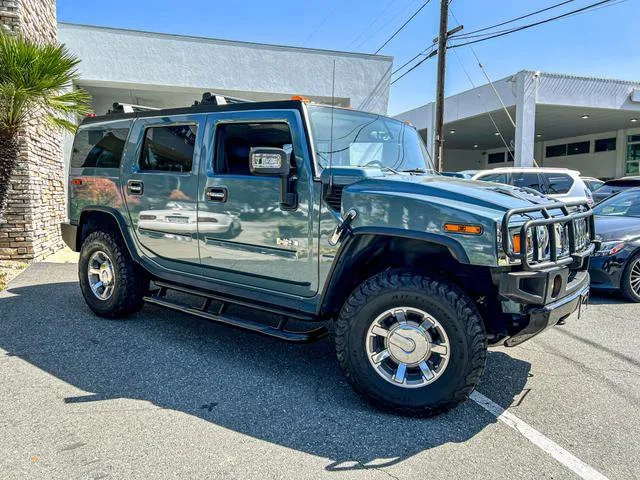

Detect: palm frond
[0,31,92,131]
[46,115,80,134]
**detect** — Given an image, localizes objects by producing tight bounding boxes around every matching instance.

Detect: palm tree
[0,31,91,214]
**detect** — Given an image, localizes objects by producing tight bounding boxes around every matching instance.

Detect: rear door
[122,114,206,270]
[197,109,318,297]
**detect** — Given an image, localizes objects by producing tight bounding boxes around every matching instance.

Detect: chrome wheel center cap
[387,325,430,366]
[100,264,113,284]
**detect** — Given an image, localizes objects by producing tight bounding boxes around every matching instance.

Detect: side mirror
[249,147,297,210]
[249,147,290,176]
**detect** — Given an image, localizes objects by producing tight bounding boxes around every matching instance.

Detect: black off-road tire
[620,252,640,303]
[78,231,148,318]
[334,270,487,416]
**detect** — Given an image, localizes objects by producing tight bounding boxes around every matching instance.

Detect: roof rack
[108,102,160,114]
[105,92,253,116]
[192,92,252,106]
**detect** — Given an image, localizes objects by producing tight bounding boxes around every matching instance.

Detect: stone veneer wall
[0,0,66,261]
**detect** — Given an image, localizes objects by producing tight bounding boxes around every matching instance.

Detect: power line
[374,0,433,54]
[390,45,437,84]
[452,0,576,40]
[449,0,616,48]
[392,41,437,75]
[348,0,400,49]
[449,9,540,166]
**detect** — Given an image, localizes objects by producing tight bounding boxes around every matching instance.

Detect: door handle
[127,180,144,195]
[206,187,228,203]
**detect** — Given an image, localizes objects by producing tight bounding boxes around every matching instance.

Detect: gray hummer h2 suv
[61,97,594,416]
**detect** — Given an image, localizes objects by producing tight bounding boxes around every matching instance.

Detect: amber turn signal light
[443,224,482,235]
[513,234,521,253]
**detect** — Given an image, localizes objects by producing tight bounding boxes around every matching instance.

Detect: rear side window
[140,125,197,172]
[512,172,542,192]
[478,173,507,184]
[543,173,574,194]
[71,127,129,169]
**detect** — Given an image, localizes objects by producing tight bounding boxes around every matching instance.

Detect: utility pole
[434,0,462,172]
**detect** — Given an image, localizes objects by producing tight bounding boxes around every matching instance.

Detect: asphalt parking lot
[1,258,639,480]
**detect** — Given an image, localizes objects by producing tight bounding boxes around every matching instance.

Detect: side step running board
[143,281,328,343]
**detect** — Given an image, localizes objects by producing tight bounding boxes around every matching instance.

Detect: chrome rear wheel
[87,250,115,301]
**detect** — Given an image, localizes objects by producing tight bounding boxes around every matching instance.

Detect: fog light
[552,275,563,298]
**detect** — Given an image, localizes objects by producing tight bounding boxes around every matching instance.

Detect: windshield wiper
[401,168,428,175]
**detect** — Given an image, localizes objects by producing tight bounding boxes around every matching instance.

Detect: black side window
[594,138,616,152]
[545,144,567,158]
[215,122,294,175]
[512,172,541,192]
[71,127,129,169]
[140,125,197,172]
[487,152,505,164]
[543,173,574,194]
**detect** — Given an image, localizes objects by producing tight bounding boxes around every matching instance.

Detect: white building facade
[58,23,393,115]
[395,70,640,179]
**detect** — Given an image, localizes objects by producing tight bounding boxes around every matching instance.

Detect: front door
[123,114,206,270]
[198,110,318,297]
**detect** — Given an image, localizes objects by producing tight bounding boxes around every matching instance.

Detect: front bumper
[504,282,589,346]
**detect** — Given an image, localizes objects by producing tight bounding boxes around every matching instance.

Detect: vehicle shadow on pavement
[589,291,628,305]
[0,277,532,471]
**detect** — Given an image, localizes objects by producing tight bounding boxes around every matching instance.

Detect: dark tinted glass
[140,125,197,172]
[594,138,616,152]
[628,135,640,143]
[604,179,640,187]
[478,173,507,183]
[545,144,567,158]
[215,122,293,175]
[593,190,640,217]
[543,173,574,194]
[567,141,590,155]
[512,172,541,191]
[487,152,505,164]
[71,127,129,169]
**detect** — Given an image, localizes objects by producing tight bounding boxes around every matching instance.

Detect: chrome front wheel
[366,307,451,388]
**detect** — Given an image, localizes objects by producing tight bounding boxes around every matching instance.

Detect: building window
[567,141,590,155]
[507,150,515,162]
[545,144,567,158]
[140,125,197,172]
[594,138,616,152]
[627,135,640,175]
[487,152,505,164]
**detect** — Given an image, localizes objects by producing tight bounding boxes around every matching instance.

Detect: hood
[594,215,640,242]
[345,174,554,216]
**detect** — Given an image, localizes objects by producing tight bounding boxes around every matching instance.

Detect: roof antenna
[328,59,336,194]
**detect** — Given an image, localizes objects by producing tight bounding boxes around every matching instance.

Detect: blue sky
[57,0,636,115]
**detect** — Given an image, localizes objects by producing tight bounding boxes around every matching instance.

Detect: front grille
[324,185,344,212]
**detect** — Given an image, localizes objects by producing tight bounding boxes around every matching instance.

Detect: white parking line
[470,391,610,480]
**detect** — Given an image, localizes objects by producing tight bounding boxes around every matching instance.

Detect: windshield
[593,189,640,217]
[307,105,430,172]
